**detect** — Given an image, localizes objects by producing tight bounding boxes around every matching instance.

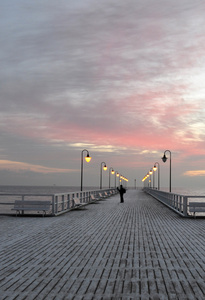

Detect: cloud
[0,160,75,174]
[0,0,205,186]
[184,170,205,177]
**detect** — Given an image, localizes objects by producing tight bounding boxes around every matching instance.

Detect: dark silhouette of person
[117,184,126,203]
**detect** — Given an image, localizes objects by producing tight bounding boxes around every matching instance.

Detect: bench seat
[12,200,51,216]
[98,192,107,199]
[73,198,86,209]
[90,194,101,202]
[189,202,205,216]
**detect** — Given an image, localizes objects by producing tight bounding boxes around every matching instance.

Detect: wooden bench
[98,192,107,199]
[90,194,101,202]
[73,198,86,209]
[189,202,205,217]
[104,192,111,197]
[12,200,51,216]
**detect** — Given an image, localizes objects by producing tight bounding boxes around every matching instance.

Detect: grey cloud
[0,0,205,186]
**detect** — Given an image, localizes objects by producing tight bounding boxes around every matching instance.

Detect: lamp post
[81,149,92,191]
[142,175,148,188]
[149,169,153,188]
[153,162,160,190]
[100,162,107,189]
[124,177,128,188]
[109,167,115,188]
[161,150,171,192]
[146,173,150,188]
[120,175,122,184]
[115,172,119,188]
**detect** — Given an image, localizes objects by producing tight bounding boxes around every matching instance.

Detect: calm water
[165,187,205,196]
[0,185,99,194]
[0,185,205,195]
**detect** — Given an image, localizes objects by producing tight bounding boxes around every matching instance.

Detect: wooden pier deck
[0,189,204,300]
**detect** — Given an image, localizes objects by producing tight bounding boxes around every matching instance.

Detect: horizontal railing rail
[0,188,118,216]
[143,188,205,217]
[52,188,117,215]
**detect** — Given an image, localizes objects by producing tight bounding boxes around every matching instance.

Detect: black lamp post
[149,169,153,188]
[81,149,91,191]
[161,150,171,192]
[100,162,107,189]
[115,172,119,188]
[153,162,160,190]
[109,167,115,188]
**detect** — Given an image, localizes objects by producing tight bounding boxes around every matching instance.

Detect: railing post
[72,193,75,207]
[67,194,70,209]
[55,195,58,214]
[22,195,25,215]
[179,195,182,213]
[183,196,188,216]
[52,195,55,215]
[62,195,65,211]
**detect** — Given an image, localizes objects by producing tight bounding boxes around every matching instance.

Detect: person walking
[117,184,126,203]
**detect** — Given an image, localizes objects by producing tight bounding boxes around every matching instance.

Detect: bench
[98,192,107,199]
[189,202,205,217]
[12,200,51,216]
[104,192,111,197]
[90,194,101,202]
[73,198,86,209]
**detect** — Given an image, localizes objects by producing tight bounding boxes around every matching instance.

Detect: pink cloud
[0,160,76,174]
[184,170,205,177]
[1,93,202,159]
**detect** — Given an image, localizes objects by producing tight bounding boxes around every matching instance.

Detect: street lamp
[153,162,160,190]
[149,169,153,188]
[81,149,92,191]
[142,174,149,187]
[161,150,171,192]
[124,177,128,188]
[146,173,150,188]
[100,162,107,189]
[115,172,119,188]
[109,167,115,188]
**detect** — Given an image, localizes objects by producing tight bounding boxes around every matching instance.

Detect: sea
[0,185,99,195]
[0,185,205,195]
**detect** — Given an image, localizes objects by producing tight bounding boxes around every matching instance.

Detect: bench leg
[16,210,20,217]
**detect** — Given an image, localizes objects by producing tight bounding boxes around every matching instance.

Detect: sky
[1,0,205,190]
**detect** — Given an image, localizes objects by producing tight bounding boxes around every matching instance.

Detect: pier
[0,189,205,299]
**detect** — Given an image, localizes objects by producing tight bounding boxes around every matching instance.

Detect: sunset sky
[1,0,205,190]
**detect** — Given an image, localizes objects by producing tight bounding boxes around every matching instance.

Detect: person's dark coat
[117,185,126,203]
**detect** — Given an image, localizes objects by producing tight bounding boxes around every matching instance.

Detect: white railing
[0,188,117,216]
[143,188,205,217]
[52,188,117,215]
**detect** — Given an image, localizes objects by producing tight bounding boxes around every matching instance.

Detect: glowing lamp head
[111,169,115,174]
[153,165,157,171]
[116,173,119,177]
[149,169,153,175]
[85,154,91,163]
[103,165,107,171]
